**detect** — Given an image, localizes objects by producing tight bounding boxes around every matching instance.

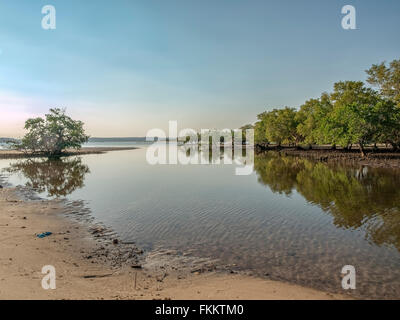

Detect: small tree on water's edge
[16,108,89,157]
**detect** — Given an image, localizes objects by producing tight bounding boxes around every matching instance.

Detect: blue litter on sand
[36,232,52,238]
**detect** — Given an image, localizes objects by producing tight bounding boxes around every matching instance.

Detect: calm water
[1,145,400,299]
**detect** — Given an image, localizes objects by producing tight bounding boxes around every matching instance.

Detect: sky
[0,0,399,137]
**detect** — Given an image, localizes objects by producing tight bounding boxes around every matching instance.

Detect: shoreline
[0,186,348,300]
[3,145,400,169]
[256,147,400,169]
[0,147,138,159]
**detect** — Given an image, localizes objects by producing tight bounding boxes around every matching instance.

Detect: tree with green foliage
[330,81,380,111]
[17,108,89,157]
[373,99,400,150]
[319,81,380,156]
[366,59,400,106]
[295,93,333,147]
[263,107,300,147]
[322,102,376,156]
[254,112,269,145]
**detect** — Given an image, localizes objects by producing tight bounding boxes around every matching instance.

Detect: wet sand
[0,187,348,300]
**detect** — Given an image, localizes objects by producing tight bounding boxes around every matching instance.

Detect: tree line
[249,59,400,156]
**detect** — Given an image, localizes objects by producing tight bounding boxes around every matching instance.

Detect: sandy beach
[0,185,348,300]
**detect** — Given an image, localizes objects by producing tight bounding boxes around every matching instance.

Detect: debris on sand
[36,231,52,238]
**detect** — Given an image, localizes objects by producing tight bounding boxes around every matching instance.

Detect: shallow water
[1,145,400,299]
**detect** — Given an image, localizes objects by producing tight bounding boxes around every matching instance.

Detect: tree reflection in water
[254,152,400,251]
[4,157,89,197]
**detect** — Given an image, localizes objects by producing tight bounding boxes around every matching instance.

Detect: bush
[17,108,89,156]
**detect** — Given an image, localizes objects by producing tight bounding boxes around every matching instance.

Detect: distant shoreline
[0,147,138,159]
[3,145,400,169]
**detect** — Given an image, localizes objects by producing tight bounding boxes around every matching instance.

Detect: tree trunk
[359,142,366,157]
[296,144,303,150]
[331,144,336,150]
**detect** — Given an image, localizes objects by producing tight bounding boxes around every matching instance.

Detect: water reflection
[254,152,400,250]
[2,149,400,297]
[3,157,89,197]
[148,143,252,166]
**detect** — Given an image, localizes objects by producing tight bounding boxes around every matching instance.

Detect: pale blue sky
[1,0,399,137]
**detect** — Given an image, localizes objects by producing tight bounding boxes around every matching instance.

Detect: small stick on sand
[82,273,113,279]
